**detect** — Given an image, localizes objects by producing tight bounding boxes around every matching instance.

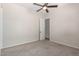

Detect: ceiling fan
[33,3,58,13]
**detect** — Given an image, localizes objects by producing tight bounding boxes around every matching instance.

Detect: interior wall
[3,3,39,48]
[0,3,2,49]
[50,3,79,49]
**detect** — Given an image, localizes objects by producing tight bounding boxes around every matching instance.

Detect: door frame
[39,18,45,41]
[45,18,50,40]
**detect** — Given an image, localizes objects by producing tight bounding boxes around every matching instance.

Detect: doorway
[39,18,45,40]
[39,18,50,40]
[45,18,50,40]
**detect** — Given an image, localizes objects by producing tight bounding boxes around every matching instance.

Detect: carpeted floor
[1,40,79,56]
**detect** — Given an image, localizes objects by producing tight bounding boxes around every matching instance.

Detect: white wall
[0,3,2,49]
[50,4,79,49]
[3,4,39,48]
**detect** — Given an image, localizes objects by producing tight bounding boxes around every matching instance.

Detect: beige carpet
[1,40,79,56]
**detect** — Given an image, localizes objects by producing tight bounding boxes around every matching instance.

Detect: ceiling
[14,3,79,17]
[15,3,62,13]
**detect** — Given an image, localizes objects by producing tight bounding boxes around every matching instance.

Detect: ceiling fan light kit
[43,6,47,10]
[33,3,58,13]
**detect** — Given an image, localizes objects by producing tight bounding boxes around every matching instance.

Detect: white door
[39,18,45,40]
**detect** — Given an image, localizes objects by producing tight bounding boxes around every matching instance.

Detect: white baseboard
[2,39,38,49]
[50,40,79,49]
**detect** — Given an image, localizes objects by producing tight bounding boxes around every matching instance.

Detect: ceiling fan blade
[43,3,48,6]
[37,8,43,12]
[46,9,49,13]
[33,3,42,7]
[47,5,58,8]
[45,3,48,5]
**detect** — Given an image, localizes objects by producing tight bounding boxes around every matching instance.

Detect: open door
[39,18,45,40]
[45,18,50,40]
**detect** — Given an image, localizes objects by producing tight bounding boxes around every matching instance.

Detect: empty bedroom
[0,3,79,56]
